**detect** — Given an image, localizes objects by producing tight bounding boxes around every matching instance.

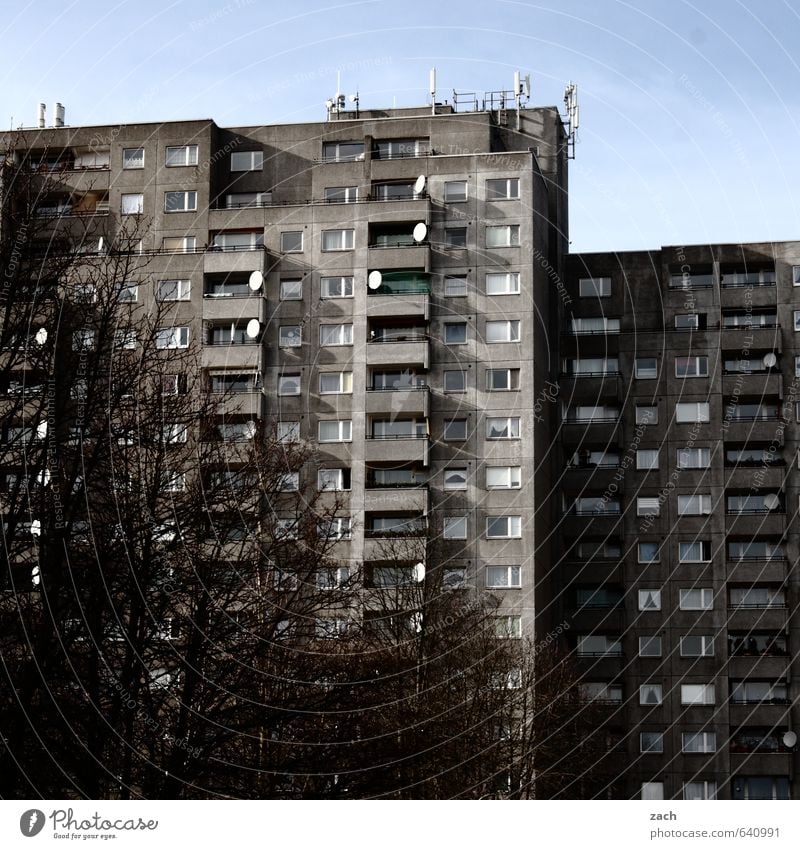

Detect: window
[443,370,466,392]
[117,282,138,303]
[155,327,189,349]
[443,468,468,490]
[637,497,660,517]
[677,447,711,469]
[731,681,788,704]
[318,420,352,442]
[226,191,270,208]
[795,310,800,331]
[160,374,183,396]
[675,313,704,330]
[324,186,358,203]
[636,449,659,470]
[639,684,663,705]
[635,358,658,379]
[316,565,350,590]
[638,542,660,563]
[684,781,717,800]
[122,147,144,169]
[443,419,467,441]
[486,516,522,539]
[164,191,197,212]
[679,541,711,562]
[486,224,520,248]
[322,229,354,251]
[638,589,661,611]
[683,732,716,753]
[641,782,664,801]
[280,279,302,300]
[321,276,353,298]
[729,587,785,608]
[319,323,353,346]
[212,231,264,251]
[322,141,364,162]
[580,682,622,703]
[640,731,663,753]
[680,588,713,610]
[444,181,467,202]
[494,615,522,639]
[121,193,143,215]
[486,272,520,295]
[486,565,521,588]
[793,266,800,286]
[677,494,712,516]
[486,178,520,200]
[163,423,187,444]
[278,374,301,395]
[165,144,198,166]
[635,405,658,425]
[680,635,714,657]
[277,421,300,442]
[319,372,353,395]
[444,323,467,344]
[157,279,191,301]
[318,469,350,491]
[444,227,467,248]
[485,320,520,343]
[676,402,710,423]
[486,417,520,439]
[443,568,467,590]
[681,684,715,705]
[486,368,520,391]
[670,270,714,289]
[443,516,467,539]
[675,355,709,378]
[373,138,429,159]
[279,326,302,347]
[639,636,662,657]
[486,466,522,490]
[444,275,467,296]
[113,329,137,350]
[578,277,611,297]
[162,236,196,253]
[162,471,186,493]
[281,231,303,253]
[231,150,263,171]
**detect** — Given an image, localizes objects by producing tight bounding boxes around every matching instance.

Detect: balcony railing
[367,383,428,391]
[366,433,428,440]
[365,480,428,489]
[728,603,787,610]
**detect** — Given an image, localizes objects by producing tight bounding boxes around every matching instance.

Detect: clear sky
[2,0,798,252]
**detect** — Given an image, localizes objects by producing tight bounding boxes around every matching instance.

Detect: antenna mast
[563,81,580,159]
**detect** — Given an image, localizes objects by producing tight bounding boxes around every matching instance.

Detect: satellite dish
[34,328,48,345]
[412,222,427,243]
[763,352,777,368]
[414,174,426,195]
[36,421,48,439]
[413,562,426,583]
[783,731,797,748]
[30,519,41,537]
[248,271,263,291]
[97,236,104,253]
[763,493,781,511]
[31,564,41,585]
[246,319,260,339]
[368,270,383,290]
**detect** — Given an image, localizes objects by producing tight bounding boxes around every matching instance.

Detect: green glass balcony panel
[369,270,431,295]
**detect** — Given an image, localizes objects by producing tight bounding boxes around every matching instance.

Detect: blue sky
[2,0,798,251]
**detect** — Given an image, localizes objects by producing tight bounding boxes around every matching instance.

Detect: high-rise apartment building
[2,92,797,800]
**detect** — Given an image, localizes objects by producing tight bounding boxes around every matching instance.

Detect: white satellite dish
[763,352,777,368]
[783,731,797,748]
[246,319,261,339]
[36,421,48,439]
[414,174,426,195]
[97,236,104,253]
[413,562,426,583]
[368,270,383,290]
[763,493,781,511]
[30,519,41,537]
[34,328,48,345]
[31,564,41,586]
[412,222,427,243]
[248,270,263,291]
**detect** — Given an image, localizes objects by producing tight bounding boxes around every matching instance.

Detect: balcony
[560,415,621,445]
[201,343,262,370]
[726,557,787,583]
[367,235,429,270]
[362,484,429,513]
[727,656,790,681]
[367,272,431,319]
[720,325,781,352]
[722,372,782,396]
[202,294,266,323]
[211,390,265,418]
[726,604,788,631]
[725,512,785,537]
[366,386,430,417]
[558,371,623,401]
[367,337,429,369]
[365,435,429,466]
[204,246,267,274]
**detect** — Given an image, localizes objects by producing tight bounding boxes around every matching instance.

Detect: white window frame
[683,781,717,801]
[230,150,263,171]
[443,370,466,392]
[319,323,353,346]
[279,325,302,347]
[494,615,522,639]
[443,516,468,539]
[162,236,196,253]
[486,272,521,295]
[113,329,137,350]
[486,177,520,200]
[486,417,521,439]
[675,355,709,378]
[636,497,660,517]
[318,469,350,492]
[444,180,468,202]
[486,565,522,588]
[636,449,659,470]
[165,144,199,167]
[486,516,522,539]
[164,190,197,213]
[680,684,715,705]
[319,372,353,395]
[641,782,664,800]
[117,282,138,303]
[121,193,143,215]
[277,421,300,442]
[444,322,467,344]
[677,447,711,469]
[320,276,353,299]
[639,684,663,705]
[443,468,468,490]
[122,147,144,169]
[321,228,355,251]
[638,542,660,563]
[682,731,717,753]
[444,275,467,296]
[486,466,522,489]
[679,588,714,610]
[486,320,521,343]
[155,327,189,349]
[679,541,711,563]
[486,224,520,248]
[635,405,658,424]
[487,368,519,391]
[277,374,301,396]
[157,279,191,301]
[677,494,712,516]
[635,357,658,379]
[680,635,715,657]
[324,186,358,203]
[640,731,664,753]
[639,636,662,657]
[280,279,303,300]
[318,420,352,443]
[578,277,611,297]
[676,402,711,423]
[280,231,303,253]
[638,589,661,611]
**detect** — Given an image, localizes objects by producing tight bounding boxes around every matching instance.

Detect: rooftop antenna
[37,103,46,129]
[513,71,531,130]
[430,67,437,116]
[563,81,579,159]
[325,71,357,120]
